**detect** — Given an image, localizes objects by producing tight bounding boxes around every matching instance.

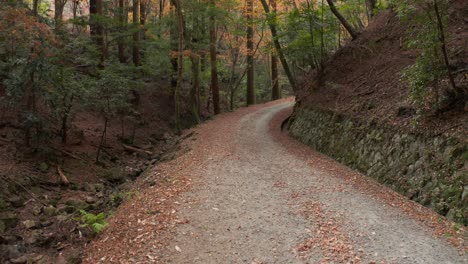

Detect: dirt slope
[84,100,466,263]
[296,3,467,140]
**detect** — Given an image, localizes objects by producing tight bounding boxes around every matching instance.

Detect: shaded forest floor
[0,81,199,263]
[83,100,465,263]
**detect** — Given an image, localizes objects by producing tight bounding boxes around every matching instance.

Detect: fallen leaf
[175,245,182,252]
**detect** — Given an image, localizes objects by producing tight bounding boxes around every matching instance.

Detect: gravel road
[84,100,466,264]
[162,102,466,264]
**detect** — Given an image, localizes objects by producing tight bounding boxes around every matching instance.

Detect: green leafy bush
[79,210,108,234]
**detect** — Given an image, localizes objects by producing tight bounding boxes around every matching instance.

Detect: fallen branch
[56,166,70,186]
[0,137,10,143]
[59,149,86,161]
[123,144,153,155]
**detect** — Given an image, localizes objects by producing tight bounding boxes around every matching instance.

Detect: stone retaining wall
[289,107,467,224]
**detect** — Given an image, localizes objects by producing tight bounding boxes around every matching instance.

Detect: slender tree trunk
[90,0,106,63]
[210,0,221,114]
[96,117,108,163]
[200,15,207,72]
[90,0,98,35]
[246,0,255,106]
[325,0,359,40]
[173,0,184,132]
[54,0,67,32]
[433,0,460,96]
[271,54,280,100]
[305,0,320,69]
[33,0,40,15]
[320,0,325,71]
[60,94,74,144]
[169,4,178,89]
[97,0,107,61]
[191,56,201,123]
[140,0,147,40]
[72,0,78,33]
[160,0,165,19]
[133,0,141,66]
[366,0,377,19]
[118,0,126,63]
[259,0,297,92]
[270,0,280,100]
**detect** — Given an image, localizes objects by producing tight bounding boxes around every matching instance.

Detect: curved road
[85,101,466,264]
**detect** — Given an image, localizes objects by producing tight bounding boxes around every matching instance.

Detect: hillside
[295,1,467,140]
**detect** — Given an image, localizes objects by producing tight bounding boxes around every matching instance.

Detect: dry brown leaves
[270,107,466,254]
[294,200,363,264]
[83,98,294,263]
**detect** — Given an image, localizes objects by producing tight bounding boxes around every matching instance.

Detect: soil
[84,100,466,263]
[0,82,192,263]
[295,2,467,141]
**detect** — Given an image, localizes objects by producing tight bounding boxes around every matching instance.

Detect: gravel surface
[84,100,466,263]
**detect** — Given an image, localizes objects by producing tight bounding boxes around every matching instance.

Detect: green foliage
[401,55,445,108]
[397,0,450,111]
[79,210,108,234]
[85,66,138,119]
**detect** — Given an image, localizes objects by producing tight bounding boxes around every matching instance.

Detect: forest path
[84,100,466,264]
[161,102,465,264]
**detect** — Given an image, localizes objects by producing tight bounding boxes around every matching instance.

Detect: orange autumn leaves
[0,6,57,59]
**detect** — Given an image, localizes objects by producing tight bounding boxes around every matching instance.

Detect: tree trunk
[97,0,107,61]
[271,54,280,100]
[90,0,106,63]
[140,0,147,40]
[209,0,221,114]
[118,0,126,63]
[320,0,325,71]
[160,0,165,19]
[191,56,201,123]
[96,117,108,163]
[259,0,297,92]
[246,0,255,106]
[54,0,67,32]
[169,3,178,89]
[33,0,40,16]
[433,0,461,97]
[269,0,280,100]
[133,0,141,66]
[325,0,359,40]
[366,0,377,19]
[173,0,184,132]
[305,0,320,69]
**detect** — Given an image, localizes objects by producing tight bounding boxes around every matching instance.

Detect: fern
[79,210,108,234]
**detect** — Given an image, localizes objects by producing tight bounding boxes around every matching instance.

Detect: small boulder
[55,215,68,222]
[462,185,468,202]
[23,230,41,245]
[40,220,53,228]
[32,206,42,216]
[396,105,415,117]
[0,244,22,260]
[27,253,44,263]
[64,198,87,210]
[22,220,39,229]
[8,196,24,208]
[0,220,5,233]
[42,206,58,217]
[85,196,97,204]
[0,212,18,229]
[102,168,127,184]
[38,162,49,173]
[84,183,105,193]
[10,256,28,264]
